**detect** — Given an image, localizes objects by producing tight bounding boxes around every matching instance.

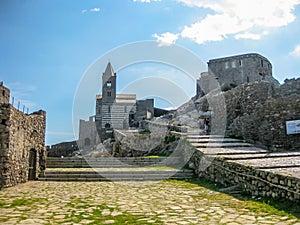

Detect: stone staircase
[39,157,194,182]
[186,133,253,149]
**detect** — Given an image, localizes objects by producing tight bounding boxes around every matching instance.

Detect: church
[79,62,154,150]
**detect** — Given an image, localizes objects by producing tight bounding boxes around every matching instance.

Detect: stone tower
[80,62,154,144]
[102,62,116,103]
[95,62,136,133]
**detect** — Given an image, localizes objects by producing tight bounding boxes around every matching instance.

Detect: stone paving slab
[0,181,299,225]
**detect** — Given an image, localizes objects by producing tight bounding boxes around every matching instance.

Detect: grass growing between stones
[0,197,46,208]
[0,180,299,224]
[184,178,300,219]
[63,202,162,225]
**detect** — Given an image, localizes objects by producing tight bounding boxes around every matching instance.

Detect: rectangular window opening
[225,62,229,69]
[232,61,236,68]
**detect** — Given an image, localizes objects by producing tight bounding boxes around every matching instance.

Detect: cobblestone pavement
[0,180,299,225]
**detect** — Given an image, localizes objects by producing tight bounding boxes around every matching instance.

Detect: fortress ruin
[0,82,46,189]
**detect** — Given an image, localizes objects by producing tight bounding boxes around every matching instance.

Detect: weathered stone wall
[135,99,154,121]
[0,82,10,104]
[280,77,300,96]
[78,116,101,151]
[208,53,275,89]
[189,150,300,202]
[225,79,300,150]
[0,84,46,189]
[47,140,78,157]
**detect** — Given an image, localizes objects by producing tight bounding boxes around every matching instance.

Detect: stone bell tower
[102,62,116,103]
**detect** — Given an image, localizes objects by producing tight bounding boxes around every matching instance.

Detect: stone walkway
[0,180,299,225]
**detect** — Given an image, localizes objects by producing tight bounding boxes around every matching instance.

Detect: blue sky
[1,0,300,145]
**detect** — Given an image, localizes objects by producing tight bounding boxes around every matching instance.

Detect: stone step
[191,142,253,148]
[47,163,184,168]
[43,170,193,175]
[187,134,224,138]
[39,169,194,181]
[187,138,246,143]
[217,152,300,160]
[47,164,136,168]
[197,147,267,155]
[45,157,183,168]
[46,157,173,162]
[38,176,191,182]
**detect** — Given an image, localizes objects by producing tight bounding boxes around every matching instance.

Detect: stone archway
[28,149,37,180]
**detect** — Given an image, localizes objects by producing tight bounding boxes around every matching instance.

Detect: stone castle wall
[197,53,279,95]
[0,83,46,189]
[208,53,274,88]
[0,82,10,104]
[225,78,300,150]
[47,140,78,157]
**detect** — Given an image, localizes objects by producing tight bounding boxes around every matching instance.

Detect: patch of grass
[0,201,6,207]
[8,197,45,208]
[67,198,92,209]
[142,155,164,158]
[64,202,162,225]
[0,217,9,223]
[239,196,300,218]
[184,178,300,219]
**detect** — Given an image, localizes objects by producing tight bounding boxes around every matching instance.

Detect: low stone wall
[189,149,300,202]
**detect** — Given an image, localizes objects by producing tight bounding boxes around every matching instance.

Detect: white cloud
[133,0,161,2]
[153,32,179,46]
[90,8,100,12]
[81,7,100,14]
[153,0,300,44]
[290,45,300,56]
[235,32,261,40]
[181,13,251,44]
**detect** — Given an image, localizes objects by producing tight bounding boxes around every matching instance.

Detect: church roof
[103,62,116,77]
